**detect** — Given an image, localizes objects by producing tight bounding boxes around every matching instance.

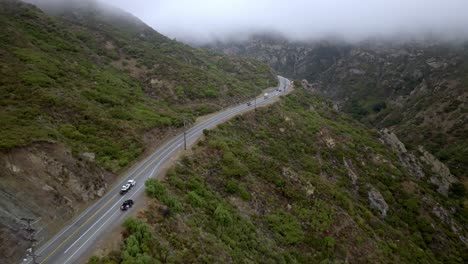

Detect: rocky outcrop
[82,152,96,162]
[431,204,468,246]
[301,79,321,92]
[367,185,389,219]
[0,142,112,263]
[380,129,458,196]
[343,158,358,186]
[380,128,407,153]
[418,146,458,195]
[380,128,425,179]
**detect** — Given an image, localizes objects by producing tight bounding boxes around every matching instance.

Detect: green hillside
[0,0,274,172]
[90,88,467,263]
[207,36,468,179]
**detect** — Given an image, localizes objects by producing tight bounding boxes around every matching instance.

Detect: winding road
[30,76,291,264]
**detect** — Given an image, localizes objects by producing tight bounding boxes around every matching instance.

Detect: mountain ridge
[0,1,274,262]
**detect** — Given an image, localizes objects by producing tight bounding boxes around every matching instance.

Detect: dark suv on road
[120,199,134,211]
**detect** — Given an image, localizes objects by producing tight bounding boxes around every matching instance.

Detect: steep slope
[207,35,468,179]
[0,0,274,262]
[91,87,466,264]
[206,33,347,83]
[27,0,275,104]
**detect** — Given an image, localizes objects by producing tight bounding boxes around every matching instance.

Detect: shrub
[322,236,336,251]
[20,71,55,87]
[120,218,154,264]
[267,211,304,244]
[162,195,183,213]
[449,182,466,198]
[372,101,387,112]
[238,187,251,201]
[225,180,239,194]
[145,179,182,213]
[403,197,420,212]
[58,124,85,140]
[144,179,167,200]
[214,205,233,226]
[187,191,205,207]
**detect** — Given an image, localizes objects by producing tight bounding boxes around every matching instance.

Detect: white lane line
[63,146,176,257]
[63,122,199,259]
[48,95,251,255]
[63,195,127,253]
[36,191,111,254]
[39,139,184,254]
[64,184,146,263]
[49,78,288,262]
[59,141,187,254]
[148,143,183,178]
[63,208,120,264]
[40,79,285,259]
[149,143,182,177]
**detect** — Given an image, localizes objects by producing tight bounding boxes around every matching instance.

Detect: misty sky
[102,0,468,43]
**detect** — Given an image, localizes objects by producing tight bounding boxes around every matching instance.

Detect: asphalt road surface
[28,76,291,264]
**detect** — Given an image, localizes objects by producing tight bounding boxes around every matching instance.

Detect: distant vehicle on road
[247,101,252,106]
[120,199,134,211]
[120,180,136,194]
[264,93,269,99]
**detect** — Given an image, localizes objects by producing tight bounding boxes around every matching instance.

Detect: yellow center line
[39,194,118,264]
[38,81,287,263]
[39,138,177,263]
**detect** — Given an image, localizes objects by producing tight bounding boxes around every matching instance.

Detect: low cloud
[32,0,468,43]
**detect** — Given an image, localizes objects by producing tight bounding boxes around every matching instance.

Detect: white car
[127,180,136,187]
[120,180,136,194]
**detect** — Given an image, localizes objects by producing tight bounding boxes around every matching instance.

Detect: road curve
[29,76,291,264]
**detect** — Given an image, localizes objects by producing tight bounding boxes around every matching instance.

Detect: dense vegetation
[318,44,468,180]
[208,36,468,179]
[90,88,467,263]
[0,0,274,172]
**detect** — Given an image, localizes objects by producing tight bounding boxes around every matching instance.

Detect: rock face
[380,128,408,154]
[367,185,389,219]
[418,146,457,195]
[301,79,321,92]
[82,152,96,162]
[380,128,425,179]
[380,129,458,196]
[343,158,358,186]
[431,204,468,246]
[0,143,111,263]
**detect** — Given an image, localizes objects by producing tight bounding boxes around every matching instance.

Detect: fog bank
[27,0,468,43]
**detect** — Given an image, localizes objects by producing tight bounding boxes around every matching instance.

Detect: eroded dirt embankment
[0,142,112,262]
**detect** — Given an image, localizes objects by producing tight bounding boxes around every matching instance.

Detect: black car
[120,199,134,211]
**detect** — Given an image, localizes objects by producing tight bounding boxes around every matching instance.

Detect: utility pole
[254,96,257,112]
[183,131,187,151]
[183,118,187,150]
[21,218,38,264]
